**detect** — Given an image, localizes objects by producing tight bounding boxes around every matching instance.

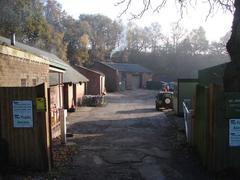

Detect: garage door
[131,75,141,89]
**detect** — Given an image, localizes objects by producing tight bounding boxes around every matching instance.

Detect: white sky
[56,0,233,42]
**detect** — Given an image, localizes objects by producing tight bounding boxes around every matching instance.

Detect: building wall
[122,72,152,90]
[0,45,49,87]
[100,76,105,94]
[125,73,141,90]
[142,73,152,88]
[75,83,85,106]
[92,62,119,92]
[198,63,227,86]
[68,84,74,109]
[74,66,103,95]
[125,73,132,90]
[63,83,74,110]
[63,83,86,110]
[177,79,198,115]
[131,74,141,89]
[83,72,101,95]
[92,62,152,91]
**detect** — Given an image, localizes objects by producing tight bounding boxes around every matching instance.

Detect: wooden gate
[194,84,240,172]
[0,83,51,171]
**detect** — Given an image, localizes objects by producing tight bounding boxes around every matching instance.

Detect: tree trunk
[224,0,240,91]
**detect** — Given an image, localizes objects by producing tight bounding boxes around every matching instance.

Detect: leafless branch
[136,0,151,18]
[179,0,187,18]
[116,0,132,17]
[127,0,151,20]
[115,0,234,21]
[153,0,167,13]
[205,0,214,21]
[217,0,234,13]
[205,0,234,21]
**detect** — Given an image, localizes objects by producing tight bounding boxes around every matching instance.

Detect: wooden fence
[194,84,240,172]
[0,83,52,171]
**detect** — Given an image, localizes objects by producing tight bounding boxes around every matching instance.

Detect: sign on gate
[0,83,51,170]
[229,119,240,147]
[12,100,33,128]
[225,93,240,118]
[36,97,46,112]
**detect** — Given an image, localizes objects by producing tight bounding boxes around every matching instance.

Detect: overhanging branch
[115,0,234,20]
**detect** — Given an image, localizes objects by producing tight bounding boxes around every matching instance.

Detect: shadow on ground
[116,108,156,114]
[60,114,211,180]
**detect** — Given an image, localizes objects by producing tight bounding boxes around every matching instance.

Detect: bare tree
[116,0,239,91]
[170,22,187,53]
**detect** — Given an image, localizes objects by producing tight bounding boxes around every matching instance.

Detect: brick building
[92,61,152,92]
[74,65,105,95]
[0,36,69,138]
[0,43,50,87]
[0,35,90,136]
[0,35,68,112]
[0,36,68,87]
[0,35,88,116]
[50,63,88,110]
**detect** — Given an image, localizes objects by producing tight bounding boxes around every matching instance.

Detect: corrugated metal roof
[49,64,89,86]
[100,61,152,73]
[0,36,67,70]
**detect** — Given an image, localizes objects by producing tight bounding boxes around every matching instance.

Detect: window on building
[32,79,37,86]
[21,79,27,87]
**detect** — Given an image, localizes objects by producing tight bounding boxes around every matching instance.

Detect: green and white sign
[13,100,33,128]
[225,93,240,118]
[229,119,240,147]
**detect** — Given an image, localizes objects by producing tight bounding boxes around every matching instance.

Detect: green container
[146,81,163,90]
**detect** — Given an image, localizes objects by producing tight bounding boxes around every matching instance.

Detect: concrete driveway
[58,89,209,180]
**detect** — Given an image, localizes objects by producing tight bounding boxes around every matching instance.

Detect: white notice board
[13,100,33,128]
[229,119,240,147]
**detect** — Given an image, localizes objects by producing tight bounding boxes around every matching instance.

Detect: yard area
[2,89,210,179]
[55,89,209,179]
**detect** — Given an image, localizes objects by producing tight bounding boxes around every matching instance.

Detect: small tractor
[155,91,174,111]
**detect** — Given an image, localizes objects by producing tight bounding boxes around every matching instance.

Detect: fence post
[188,109,193,145]
[183,102,189,143]
[59,109,67,144]
[183,102,193,145]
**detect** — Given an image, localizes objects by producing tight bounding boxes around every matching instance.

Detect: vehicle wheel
[164,98,171,104]
[156,104,160,111]
[163,97,172,109]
